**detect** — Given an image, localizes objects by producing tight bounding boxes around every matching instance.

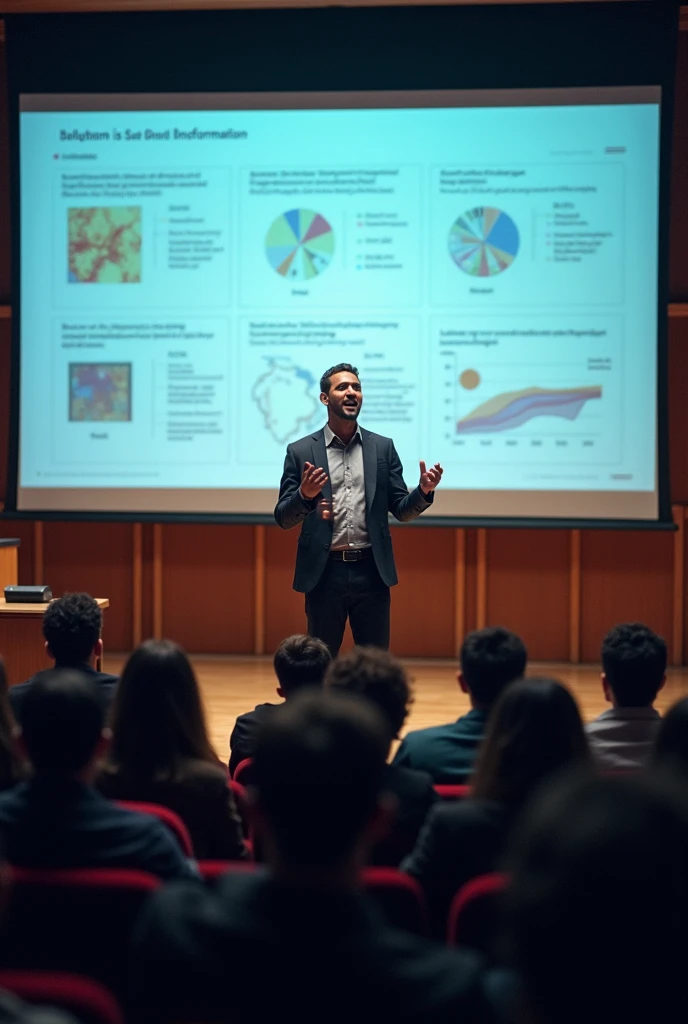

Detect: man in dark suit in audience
[8,592,118,725]
[326,646,437,864]
[228,633,331,776]
[132,691,491,1023]
[393,627,527,783]
[0,669,196,880]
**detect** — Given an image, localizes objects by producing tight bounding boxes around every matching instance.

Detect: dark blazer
[9,665,118,726]
[393,709,489,784]
[402,798,509,937]
[97,758,248,861]
[0,779,197,880]
[274,427,433,593]
[373,763,438,866]
[228,702,279,777]
[131,869,491,1024]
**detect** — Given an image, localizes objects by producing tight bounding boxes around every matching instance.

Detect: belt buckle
[342,549,357,561]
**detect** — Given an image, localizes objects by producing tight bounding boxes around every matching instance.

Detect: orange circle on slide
[459,369,481,390]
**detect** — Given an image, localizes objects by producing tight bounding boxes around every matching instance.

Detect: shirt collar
[324,423,362,448]
[596,706,661,721]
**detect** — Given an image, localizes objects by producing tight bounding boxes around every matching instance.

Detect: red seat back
[433,784,472,800]
[232,758,255,787]
[447,871,508,953]
[115,800,194,857]
[0,971,124,1024]
[198,860,257,884]
[362,867,428,935]
[2,867,162,997]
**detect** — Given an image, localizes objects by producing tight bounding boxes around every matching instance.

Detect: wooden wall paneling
[132,523,142,647]
[160,523,255,653]
[254,524,265,655]
[453,528,466,654]
[475,528,487,630]
[669,317,688,503]
[42,521,133,650]
[33,522,43,582]
[569,529,581,663]
[0,320,10,504]
[389,525,455,657]
[264,525,307,652]
[463,528,478,636]
[670,28,688,299]
[484,528,571,661]
[9,521,35,585]
[683,507,688,664]
[672,505,685,666]
[579,529,675,662]
[152,523,163,639]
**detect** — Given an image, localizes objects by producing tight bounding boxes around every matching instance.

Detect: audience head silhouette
[253,689,389,873]
[505,774,688,1024]
[273,634,331,699]
[472,677,590,808]
[106,638,218,781]
[651,695,688,776]
[326,646,412,746]
[42,592,103,667]
[19,668,107,780]
[458,626,527,709]
[601,622,667,707]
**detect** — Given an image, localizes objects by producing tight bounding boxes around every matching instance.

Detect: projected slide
[17,88,660,519]
[449,207,520,277]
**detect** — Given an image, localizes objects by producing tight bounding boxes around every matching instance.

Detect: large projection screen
[5,5,676,525]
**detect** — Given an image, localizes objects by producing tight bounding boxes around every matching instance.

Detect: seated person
[228,633,331,776]
[649,694,688,776]
[132,691,490,1024]
[326,646,437,864]
[500,773,688,1024]
[403,678,590,936]
[393,627,527,783]
[8,593,118,726]
[98,639,246,861]
[586,622,666,771]
[0,659,26,792]
[0,669,196,880]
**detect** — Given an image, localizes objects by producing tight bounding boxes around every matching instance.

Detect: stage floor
[105,655,688,764]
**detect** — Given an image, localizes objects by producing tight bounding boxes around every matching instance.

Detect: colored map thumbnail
[68,207,141,284]
[252,360,319,444]
[457,385,602,434]
[69,363,132,422]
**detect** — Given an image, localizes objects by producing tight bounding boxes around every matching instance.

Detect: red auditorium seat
[0,971,124,1024]
[1,867,162,996]
[362,867,428,935]
[447,871,508,954]
[198,860,258,883]
[115,800,194,856]
[232,758,255,787]
[433,784,472,800]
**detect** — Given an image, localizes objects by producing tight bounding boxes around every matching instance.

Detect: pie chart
[265,209,335,281]
[448,207,519,277]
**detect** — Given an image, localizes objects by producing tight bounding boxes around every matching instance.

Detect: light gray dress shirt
[585,706,661,771]
[324,423,371,551]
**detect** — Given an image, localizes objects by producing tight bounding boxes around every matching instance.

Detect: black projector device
[4,585,53,604]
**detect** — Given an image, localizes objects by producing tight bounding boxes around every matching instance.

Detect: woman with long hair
[649,696,688,777]
[0,657,26,790]
[98,639,246,860]
[403,678,590,935]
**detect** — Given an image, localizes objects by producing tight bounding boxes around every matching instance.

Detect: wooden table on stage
[0,598,109,686]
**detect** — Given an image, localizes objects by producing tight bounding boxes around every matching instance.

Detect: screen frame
[2,2,679,529]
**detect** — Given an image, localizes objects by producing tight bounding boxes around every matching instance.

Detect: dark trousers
[305,557,391,657]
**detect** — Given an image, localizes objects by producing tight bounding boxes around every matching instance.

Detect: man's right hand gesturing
[300,461,329,501]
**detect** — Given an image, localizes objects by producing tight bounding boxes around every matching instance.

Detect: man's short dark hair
[601,622,667,707]
[320,363,359,395]
[460,627,527,707]
[273,635,331,698]
[42,593,102,665]
[253,690,388,868]
[20,669,106,777]
[326,646,411,741]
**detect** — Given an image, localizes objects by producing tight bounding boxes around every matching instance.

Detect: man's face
[321,371,362,420]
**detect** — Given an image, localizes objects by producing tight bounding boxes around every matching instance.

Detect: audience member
[228,633,331,775]
[0,659,26,792]
[393,627,527,783]
[403,678,589,935]
[649,695,688,776]
[0,669,196,880]
[98,639,246,860]
[586,622,666,771]
[8,594,118,726]
[326,646,437,864]
[501,774,688,1024]
[132,691,491,1023]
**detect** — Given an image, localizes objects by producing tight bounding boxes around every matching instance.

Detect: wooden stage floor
[105,654,688,763]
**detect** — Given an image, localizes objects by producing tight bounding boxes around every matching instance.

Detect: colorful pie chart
[265,209,335,280]
[449,207,519,277]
